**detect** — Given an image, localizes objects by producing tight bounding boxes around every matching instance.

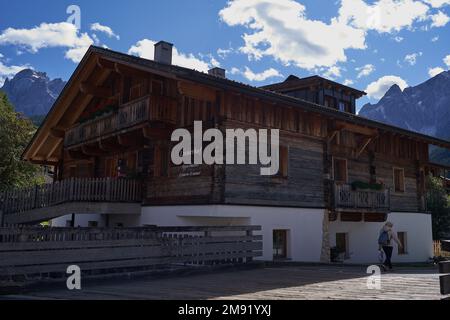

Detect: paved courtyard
[1,265,447,300]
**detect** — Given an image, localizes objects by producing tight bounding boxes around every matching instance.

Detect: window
[338,101,348,112]
[324,96,336,109]
[336,233,349,259]
[273,230,288,259]
[397,232,407,255]
[393,168,405,193]
[88,221,98,228]
[333,158,348,183]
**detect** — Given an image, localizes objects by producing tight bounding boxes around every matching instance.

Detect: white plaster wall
[51,214,106,227]
[50,213,142,227]
[329,212,433,264]
[140,205,325,262]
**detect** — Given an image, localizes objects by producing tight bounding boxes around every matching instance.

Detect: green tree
[0,91,43,191]
[427,176,450,240]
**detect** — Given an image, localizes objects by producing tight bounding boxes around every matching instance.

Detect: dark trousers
[382,246,393,269]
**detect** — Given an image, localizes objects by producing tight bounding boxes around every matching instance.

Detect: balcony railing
[0,178,142,215]
[334,183,390,212]
[65,95,175,147]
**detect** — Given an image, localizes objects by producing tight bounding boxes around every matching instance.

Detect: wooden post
[439,242,450,297]
[246,228,253,263]
[0,208,4,228]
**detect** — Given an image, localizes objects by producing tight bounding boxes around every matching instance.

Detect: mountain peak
[359,71,450,140]
[1,69,66,116]
[13,68,48,81]
[384,84,402,97]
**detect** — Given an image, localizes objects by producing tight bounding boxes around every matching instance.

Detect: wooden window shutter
[279,146,289,178]
[394,168,405,192]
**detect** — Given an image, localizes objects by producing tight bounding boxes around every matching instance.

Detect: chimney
[208,67,226,79]
[154,41,173,65]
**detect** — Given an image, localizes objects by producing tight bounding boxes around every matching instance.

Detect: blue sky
[0,0,449,111]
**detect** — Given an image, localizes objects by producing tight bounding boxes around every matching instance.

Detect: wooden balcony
[334,183,390,213]
[64,95,176,147]
[0,178,142,225]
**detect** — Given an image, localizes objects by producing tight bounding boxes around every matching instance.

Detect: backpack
[378,230,390,246]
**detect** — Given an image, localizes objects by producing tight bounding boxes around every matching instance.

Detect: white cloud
[422,0,450,8]
[217,47,234,59]
[338,0,430,33]
[431,35,440,41]
[356,64,375,78]
[404,52,423,65]
[365,75,408,99]
[231,66,283,82]
[128,39,210,72]
[323,66,342,79]
[428,66,445,77]
[429,10,450,27]
[444,55,450,67]
[210,57,221,68]
[90,23,120,40]
[343,79,354,86]
[393,36,404,42]
[219,0,366,70]
[0,22,93,63]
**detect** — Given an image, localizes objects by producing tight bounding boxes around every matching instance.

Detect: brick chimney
[154,41,173,65]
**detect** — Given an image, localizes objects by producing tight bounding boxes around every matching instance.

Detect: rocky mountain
[359,71,450,165]
[0,69,66,116]
[359,70,450,140]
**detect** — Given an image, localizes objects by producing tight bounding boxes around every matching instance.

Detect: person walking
[378,221,403,271]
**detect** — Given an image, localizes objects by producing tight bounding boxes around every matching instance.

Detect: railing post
[69,178,74,201]
[106,178,111,201]
[34,184,39,210]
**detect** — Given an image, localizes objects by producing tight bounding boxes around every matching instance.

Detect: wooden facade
[9,45,450,224]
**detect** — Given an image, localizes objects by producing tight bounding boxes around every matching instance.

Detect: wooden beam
[115,63,148,78]
[340,212,363,222]
[97,56,116,70]
[356,136,378,158]
[337,122,378,136]
[118,135,135,147]
[80,82,113,99]
[143,126,171,140]
[47,140,63,162]
[99,138,119,152]
[81,144,104,156]
[24,56,98,161]
[327,130,339,145]
[67,149,91,161]
[49,128,65,139]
